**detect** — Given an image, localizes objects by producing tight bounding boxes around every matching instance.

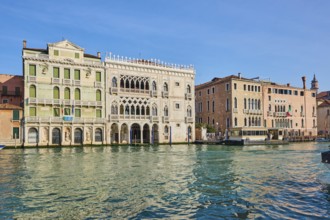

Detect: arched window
[186,85,191,93]
[145,81,149,90]
[258,100,261,110]
[120,104,124,115]
[125,105,130,115]
[131,79,135,89]
[136,106,140,115]
[234,97,237,108]
[234,117,237,127]
[164,106,168,116]
[96,89,101,101]
[125,79,129,88]
[244,98,247,109]
[187,106,192,117]
[164,125,169,134]
[64,87,70,99]
[111,102,118,114]
[248,98,251,109]
[244,118,247,126]
[112,77,117,87]
[254,99,257,110]
[141,106,145,115]
[152,105,157,116]
[53,86,60,99]
[141,81,145,90]
[120,79,124,88]
[152,81,157,91]
[75,88,81,100]
[163,82,168,92]
[29,85,36,98]
[136,81,140,89]
[146,106,150,115]
[131,105,135,115]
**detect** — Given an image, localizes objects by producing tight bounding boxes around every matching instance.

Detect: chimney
[287,83,290,87]
[238,72,241,79]
[23,40,27,48]
[302,76,306,89]
[97,52,101,58]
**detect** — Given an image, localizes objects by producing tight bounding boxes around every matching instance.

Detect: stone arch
[121,123,129,143]
[28,127,38,144]
[111,123,119,143]
[74,128,83,144]
[95,128,103,142]
[131,123,141,143]
[29,85,36,98]
[52,127,61,145]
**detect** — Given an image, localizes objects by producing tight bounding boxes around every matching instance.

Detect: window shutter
[29,65,36,76]
[30,107,36,116]
[53,67,59,78]
[96,72,101,82]
[64,68,70,79]
[74,70,80,80]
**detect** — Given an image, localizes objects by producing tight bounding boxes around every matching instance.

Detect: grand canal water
[1,143,330,219]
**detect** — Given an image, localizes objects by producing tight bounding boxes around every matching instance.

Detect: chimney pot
[97,52,101,58]
[302,76,306,89]
[23,40,27,48]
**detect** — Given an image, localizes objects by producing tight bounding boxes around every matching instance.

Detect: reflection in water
[0,143,330,219]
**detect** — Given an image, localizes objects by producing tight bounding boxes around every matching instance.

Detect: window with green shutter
[53,67,60,78]
[13,127,19,139]
[96,109,102,118]
[64,68,70,79]
[75,109,81,117]
[30,107,36,116]
[64,108,71,116]
[53,87,60,99]
[29,64,36,76]
[64,88,70,99]
[75,53,79,58]
[75,88,81,100]
[96,90,101,101]
[54,50,59,56]
[13,110,19,120]
[2,86,7,95]
[29,85,36,98]
[53,108,60,117]
[96,71,101,82]
[74,69,80,80]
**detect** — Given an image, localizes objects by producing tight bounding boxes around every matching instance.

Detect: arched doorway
[74,128,83,144]
[95,128,103,142]
[152,124,159,144]
[187,126,192,141]
[143,124,150,143]
[121,124,129,144]
[28,128,38,144]
[111,123,119,144]
[131,123,141,144]
[52,128,61,145]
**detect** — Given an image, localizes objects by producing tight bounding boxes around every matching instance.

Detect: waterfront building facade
[105,55,195,144]
[22,40,195,146]
[262,76,318,140]
[195,74,318,141]
[317,91,330,136]
[0,74,24,106]
[195,74,265,141]
[23,40,106,146]
[0,104,23,146]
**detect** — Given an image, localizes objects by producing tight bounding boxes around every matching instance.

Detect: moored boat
[316,138,330,142]
[321,150,330,169]
[0,145,5,150]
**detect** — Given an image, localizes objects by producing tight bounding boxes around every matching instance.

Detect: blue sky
[0,0,329,91]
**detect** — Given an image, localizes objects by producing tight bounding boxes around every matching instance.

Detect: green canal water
[1,143,330,219]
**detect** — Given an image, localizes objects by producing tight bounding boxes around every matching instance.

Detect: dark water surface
[1,143,330,219]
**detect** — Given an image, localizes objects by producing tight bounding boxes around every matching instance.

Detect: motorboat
[316,138,330,142]
[0,145,5,150]
[321,150,330,170]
